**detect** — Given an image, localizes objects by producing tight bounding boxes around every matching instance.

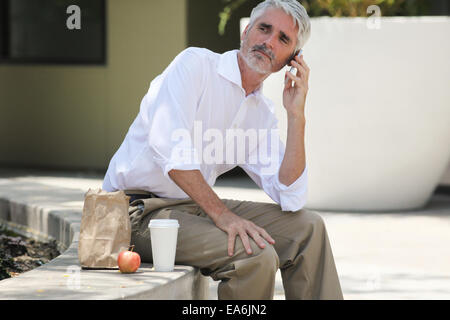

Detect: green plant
[218,0,432,34]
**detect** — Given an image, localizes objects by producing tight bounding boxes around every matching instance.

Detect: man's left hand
[283,54,310,119]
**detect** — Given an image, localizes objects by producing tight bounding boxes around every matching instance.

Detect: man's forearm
[278,115,306,186]
[168,169,228,223]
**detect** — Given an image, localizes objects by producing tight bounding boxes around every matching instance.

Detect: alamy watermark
[66,5,81,30]
[65,265,81,289]
[168,121,280,175]
[367,5,381,30]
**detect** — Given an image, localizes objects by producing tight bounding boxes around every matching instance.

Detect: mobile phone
[285,49,303,85]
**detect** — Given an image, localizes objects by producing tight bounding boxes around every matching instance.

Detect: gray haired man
[103,0,343,299]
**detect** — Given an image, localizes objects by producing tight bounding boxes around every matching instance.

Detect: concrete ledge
[0,180,209,300]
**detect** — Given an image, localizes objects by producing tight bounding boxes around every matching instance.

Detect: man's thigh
[216,198,325,265]
[207,198,322,234]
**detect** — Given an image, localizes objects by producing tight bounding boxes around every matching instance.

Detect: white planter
[241,17,450,211]
[441,162,450,186]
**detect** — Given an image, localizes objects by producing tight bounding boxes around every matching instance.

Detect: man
[102,0,343,299]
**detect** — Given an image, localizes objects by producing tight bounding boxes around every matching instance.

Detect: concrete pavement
[1,168,449,300]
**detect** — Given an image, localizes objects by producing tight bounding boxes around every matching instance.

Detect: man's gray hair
[248,0,311,50]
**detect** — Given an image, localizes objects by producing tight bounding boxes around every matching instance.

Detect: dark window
[0,0,106,64]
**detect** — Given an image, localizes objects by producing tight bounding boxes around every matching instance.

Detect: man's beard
[240,42,275,75]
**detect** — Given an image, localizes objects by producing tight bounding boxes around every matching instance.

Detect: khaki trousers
[128,196,343,300]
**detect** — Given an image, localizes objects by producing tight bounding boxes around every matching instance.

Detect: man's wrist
[287,113,306,126]
[289,110,305,119]
[205,205,226,224]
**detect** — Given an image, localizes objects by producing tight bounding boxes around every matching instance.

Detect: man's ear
[241,24,249,41]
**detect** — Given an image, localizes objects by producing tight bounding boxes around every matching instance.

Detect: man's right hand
[214,208,275,256]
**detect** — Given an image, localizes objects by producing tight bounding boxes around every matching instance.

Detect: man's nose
[263,33,277,51]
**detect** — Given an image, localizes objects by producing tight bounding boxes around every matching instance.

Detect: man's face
[240,7,299,75]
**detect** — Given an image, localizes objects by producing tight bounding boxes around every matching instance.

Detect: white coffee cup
[148,219,179,272]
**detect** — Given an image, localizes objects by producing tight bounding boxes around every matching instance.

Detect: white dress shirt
[102,47,308,211]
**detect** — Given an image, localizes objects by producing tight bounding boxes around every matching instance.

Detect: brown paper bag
[78,188,131,269]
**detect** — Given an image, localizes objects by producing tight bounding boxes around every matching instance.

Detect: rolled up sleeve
[273,164,308,211]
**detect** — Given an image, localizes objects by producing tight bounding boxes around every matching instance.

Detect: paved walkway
[1,168,449,300]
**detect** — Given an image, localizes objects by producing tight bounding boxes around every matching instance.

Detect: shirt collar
[217,49,264,98]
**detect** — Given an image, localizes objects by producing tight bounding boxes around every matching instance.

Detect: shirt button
[233,124,237,129]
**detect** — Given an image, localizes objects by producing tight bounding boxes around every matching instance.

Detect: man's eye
[280,37,288,44]
[259,26,267,31]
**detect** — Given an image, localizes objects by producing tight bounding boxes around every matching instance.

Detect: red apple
[118,245,141,273]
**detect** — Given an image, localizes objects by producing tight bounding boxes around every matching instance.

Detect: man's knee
[284,208,326,243]
[252,242,279,273]
[299,209,325,228]
[234,238,279,272]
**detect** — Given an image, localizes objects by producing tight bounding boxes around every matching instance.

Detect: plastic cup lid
[148,219,179,228]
